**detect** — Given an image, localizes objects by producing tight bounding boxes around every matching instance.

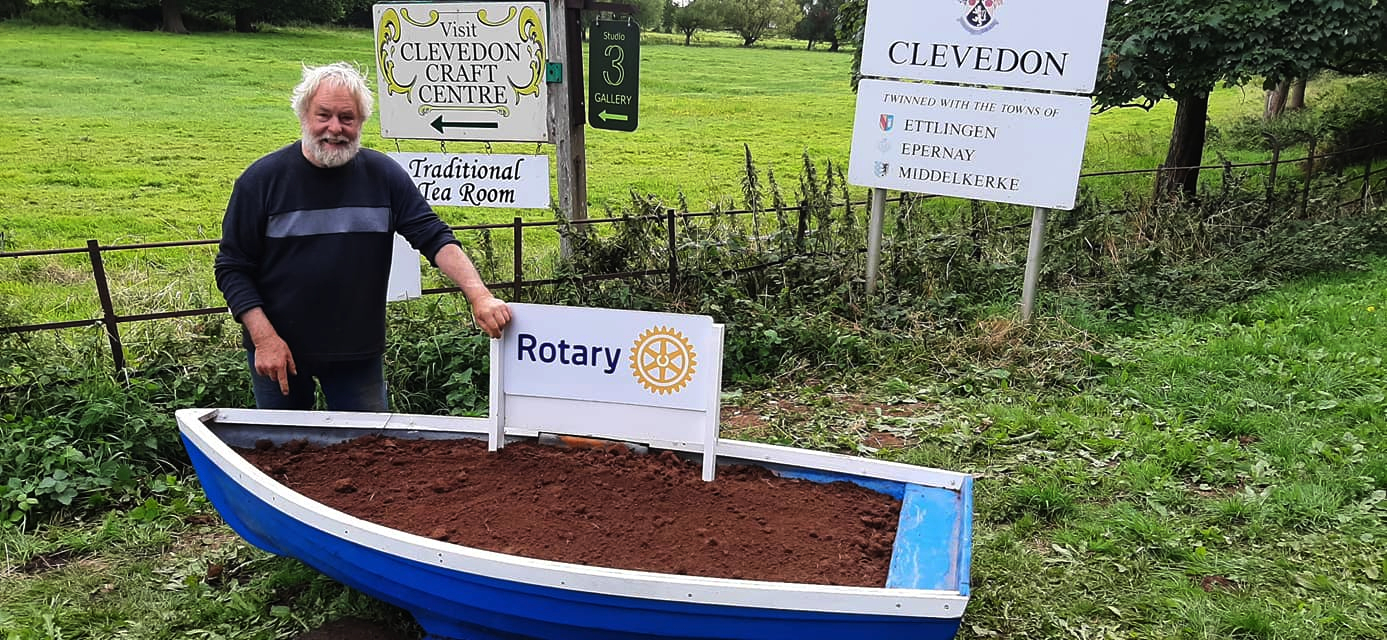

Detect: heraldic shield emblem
[879,113,895,131]
[960,0,1002,34]
[874,161,890,177]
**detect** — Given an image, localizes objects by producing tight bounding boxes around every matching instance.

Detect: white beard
[302,126,360,168]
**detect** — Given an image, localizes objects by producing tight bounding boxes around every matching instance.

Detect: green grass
[0,23,1306,254]
[960,260,1387,639]
[724,258,1387,639]
[0,25,1352,328]
[0,498,416,639]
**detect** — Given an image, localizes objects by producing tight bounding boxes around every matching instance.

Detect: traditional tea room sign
[502,303,715,412]
[373,2,549,142]
[388,152,551,208]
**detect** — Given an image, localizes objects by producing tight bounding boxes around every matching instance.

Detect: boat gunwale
[177,408,971,619]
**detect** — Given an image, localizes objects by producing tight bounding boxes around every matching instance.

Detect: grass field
[0,24,1314,253]
[0,24,1354,329]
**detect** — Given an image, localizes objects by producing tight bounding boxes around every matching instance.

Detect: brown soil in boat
[238,435,900,587]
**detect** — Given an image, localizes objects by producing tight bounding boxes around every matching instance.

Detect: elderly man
[215,62,510,411]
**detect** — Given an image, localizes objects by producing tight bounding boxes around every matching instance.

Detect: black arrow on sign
[430,115,499,133]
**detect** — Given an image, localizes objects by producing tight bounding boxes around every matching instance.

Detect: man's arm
[433,243,511,338]
[240,307,296,395]
[214,168,295,396]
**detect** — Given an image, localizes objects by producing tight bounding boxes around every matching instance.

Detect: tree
[672,0,716,46]
[87,0,184,32]
[1096,0,1387,199]
[0,0,25,20]
[1264,75,1310,121]
[834,0,867,87]
[707,0,800,47]
[660,0,678,33]
[89,0,357,32]
[627,0,666,30]
[794,0,843,51]
[160,0,188,33]
[1264,79,1292,121]
[193,0,353,32]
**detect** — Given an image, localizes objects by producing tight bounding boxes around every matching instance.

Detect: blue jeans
[247,351,388,412]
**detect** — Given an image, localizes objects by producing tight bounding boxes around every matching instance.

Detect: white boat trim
[177,408,969,619]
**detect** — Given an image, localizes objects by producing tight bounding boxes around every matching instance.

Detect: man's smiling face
[300,82,363,168]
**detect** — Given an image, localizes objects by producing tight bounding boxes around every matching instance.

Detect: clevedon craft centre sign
[373,2,549,142]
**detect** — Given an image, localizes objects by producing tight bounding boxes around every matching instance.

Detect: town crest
[959,0,1003,34]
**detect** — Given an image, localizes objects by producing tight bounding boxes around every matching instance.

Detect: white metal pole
[1020,206,1049,323]
[488,338,505,451]
[865,188,887,295]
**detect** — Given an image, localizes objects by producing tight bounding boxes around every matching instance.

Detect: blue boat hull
[179,409,971,640]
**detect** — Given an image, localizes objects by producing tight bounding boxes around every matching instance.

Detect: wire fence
[2,146,1384,374]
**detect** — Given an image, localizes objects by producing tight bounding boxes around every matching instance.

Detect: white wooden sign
[501,303,716,411]
[385,234,422,302]
[861,0,1109,94]
[494,303,725,480]
[847,79,1092,210]
[373,2,549,142]
[388,152,550,208]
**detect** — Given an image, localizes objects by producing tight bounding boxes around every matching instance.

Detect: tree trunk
[1155,93,1209,200]
[1287,77,1307,111]
[1263,79,1289,121]
[828,35,840,52]
[160,0,188,34]
[235,8,255,33]
[683,30,692,46]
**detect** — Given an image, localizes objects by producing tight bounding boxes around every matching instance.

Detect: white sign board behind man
[861,0,1109,94]
[385,234,423,302]
[373,2,549,142]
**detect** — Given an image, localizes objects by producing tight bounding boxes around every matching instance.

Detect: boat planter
[178,407,973,640]
[179,305,972,639]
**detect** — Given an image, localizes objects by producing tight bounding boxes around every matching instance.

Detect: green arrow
[597,110,629,122]
[430,115,499,133]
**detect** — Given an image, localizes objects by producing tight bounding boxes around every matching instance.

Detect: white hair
[291,62,373,122]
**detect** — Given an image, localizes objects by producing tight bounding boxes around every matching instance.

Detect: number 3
[603,44,624,86]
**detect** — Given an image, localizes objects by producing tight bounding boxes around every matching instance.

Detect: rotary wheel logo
[629,326,697,395]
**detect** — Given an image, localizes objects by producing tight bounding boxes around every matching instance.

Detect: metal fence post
[795,203,807,252]
[86,239,126,372]
[667,209,678,291]
[1298,140,1316,217]
[512,217,523,301]
[1363,157,1376,213]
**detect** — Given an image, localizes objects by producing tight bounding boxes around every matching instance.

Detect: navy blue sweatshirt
[214,142,459,367]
